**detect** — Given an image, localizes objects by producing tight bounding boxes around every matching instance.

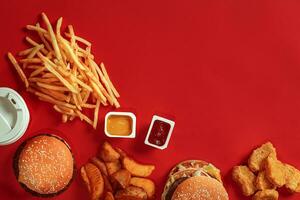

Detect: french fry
[41,12,62,60]
[36,23,53,52]
[19,58,41,64]
[65,33,91,46]
[37,82,69,92]
[68,25,76,47]
[30,67,46,77]
[25,36,48,55]
[82,103,96,109]
[26,24,48,34]
[29,77,58,84]
[93,100,100,129]
[41,57,78,93]
[75,110,93,126]
[18,47,35,56]
[100,62,120,98]
[7,52,29,88]
[34,90,76,109]
[54,105,74,116]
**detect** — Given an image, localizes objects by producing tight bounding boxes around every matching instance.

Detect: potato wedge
[130,177,155,199]
[104,192,115,200]
[115,186,147,200]
[81,163,104,200]
[90,157,108,176]
[115,147,127,159]
[111,169,131,189]
[100,141,121,162]
[122,157,155,177]
[106,160,121,175]
[103,174,113,193]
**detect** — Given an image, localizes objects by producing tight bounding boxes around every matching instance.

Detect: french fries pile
[81,141,156,200]
[7,13,120,129]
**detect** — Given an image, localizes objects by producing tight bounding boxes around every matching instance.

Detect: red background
[1,0,300,199]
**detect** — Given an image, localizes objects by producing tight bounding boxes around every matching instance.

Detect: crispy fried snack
[81,163,104,200]
[115,147,127,159]
[122,157,155,177]
[103,174,113,193]
[130,177,155,199]
[265,155,286,187]
[100,141,121,162]
[115,186,147,200]
[232,165,257,196]
[111,169,131,189]
[252,189,279,200]
[105,160,121,175]
[284,164,300,193]
[248,142,277,172]
[256,171,276,190]
[104,192,115,200]
[90,157,108,176]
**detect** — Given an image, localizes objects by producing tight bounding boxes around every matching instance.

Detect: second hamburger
[162,160,229,200]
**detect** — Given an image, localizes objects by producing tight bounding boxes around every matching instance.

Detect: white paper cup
[0,87,30,145]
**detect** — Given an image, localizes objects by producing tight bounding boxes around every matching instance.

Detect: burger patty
[165,177,188,200]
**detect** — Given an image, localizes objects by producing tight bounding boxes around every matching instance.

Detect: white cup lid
[0,87,30,145]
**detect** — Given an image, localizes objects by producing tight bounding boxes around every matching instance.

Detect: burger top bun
[171,176,229,200]
[17,134,74,195]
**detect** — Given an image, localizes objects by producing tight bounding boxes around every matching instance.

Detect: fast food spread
[80,141,156,200]
[1,9,300,200]
[232,142,300,200]
[7,12,120,129]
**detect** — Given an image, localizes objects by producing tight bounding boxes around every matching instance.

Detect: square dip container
[104,112,136,138]
[144,115,175,150]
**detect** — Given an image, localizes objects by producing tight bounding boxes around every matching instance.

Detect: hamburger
[162,160,229,200]
[13,134,75,197]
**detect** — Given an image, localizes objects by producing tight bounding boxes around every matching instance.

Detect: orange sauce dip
[107,115,132,136]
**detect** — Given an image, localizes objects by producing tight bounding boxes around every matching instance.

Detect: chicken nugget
[256,171,276,190]
[248,142,277,172]
[232,165,257,196]
[252,189,279,200]
[284,164,300,193]
[265,155,285,187]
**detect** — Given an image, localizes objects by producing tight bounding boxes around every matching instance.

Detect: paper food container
[104,112,136,138]
[144,115,175,150]
[0,87,30,145]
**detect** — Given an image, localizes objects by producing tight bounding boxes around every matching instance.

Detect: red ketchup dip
[148,120,171,146]
[145,115,175,150]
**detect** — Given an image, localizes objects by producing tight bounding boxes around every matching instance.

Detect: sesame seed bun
[162,160,228,200]
[13,134,75,197]
[172,176,229,200]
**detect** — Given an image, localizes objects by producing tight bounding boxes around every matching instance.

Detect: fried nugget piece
[265,155,286,187]
[284,164,300,193]
[248,142,277,172]
[252,189,279,200]
[256,171,276,190]
[232,165,257,196]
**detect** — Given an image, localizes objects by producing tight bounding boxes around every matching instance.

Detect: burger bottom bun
[171,176,229,200]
